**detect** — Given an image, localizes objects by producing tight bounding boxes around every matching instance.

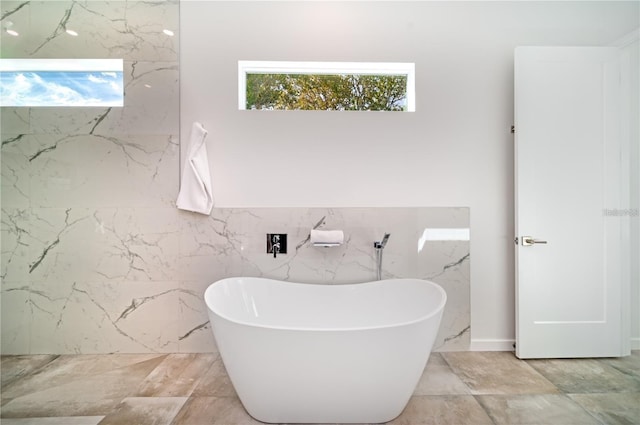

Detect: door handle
[521,236,547,246]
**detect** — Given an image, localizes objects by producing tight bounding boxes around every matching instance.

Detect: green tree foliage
[246,73,407,111]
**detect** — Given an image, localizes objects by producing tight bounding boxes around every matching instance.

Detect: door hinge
[510,125,515,134]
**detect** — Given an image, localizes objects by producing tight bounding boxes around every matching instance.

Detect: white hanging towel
[176,122,214,215]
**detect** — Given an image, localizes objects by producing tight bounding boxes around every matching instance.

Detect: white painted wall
[634,39,640,349]
[180,1,639,349]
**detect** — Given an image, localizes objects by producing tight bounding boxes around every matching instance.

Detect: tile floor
[1,351,638,425]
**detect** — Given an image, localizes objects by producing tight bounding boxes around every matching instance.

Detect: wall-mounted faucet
[374,233,390,250]
[374,233,390,280]
[273,237,281,258]
[267,233,287,258]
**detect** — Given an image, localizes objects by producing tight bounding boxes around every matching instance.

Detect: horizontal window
[239,61,415,112]
[0,59,123,107]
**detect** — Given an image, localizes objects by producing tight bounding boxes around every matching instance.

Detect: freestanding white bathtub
[204,277,447,424]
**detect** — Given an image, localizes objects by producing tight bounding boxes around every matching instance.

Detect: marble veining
[2,206,470,354]
[1,1,179,61]
[29,209,89,274]
[1,2,29,22]
[1,0,470,355]
[28,2,75,56]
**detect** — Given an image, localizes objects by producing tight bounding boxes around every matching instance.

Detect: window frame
[238,60,416,112]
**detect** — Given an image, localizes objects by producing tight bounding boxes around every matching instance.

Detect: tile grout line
[471,394,499,425]
[564,393,608,425]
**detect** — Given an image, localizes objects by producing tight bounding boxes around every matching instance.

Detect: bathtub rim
[204,277,447,333]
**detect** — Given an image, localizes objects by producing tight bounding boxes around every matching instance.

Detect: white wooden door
[514,47,629,359]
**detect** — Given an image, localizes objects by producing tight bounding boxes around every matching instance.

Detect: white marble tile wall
[1,1,470,355]
[2,206,470,354]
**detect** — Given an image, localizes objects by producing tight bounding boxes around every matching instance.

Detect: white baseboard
[470,339,515,352]
[471,338,639,352]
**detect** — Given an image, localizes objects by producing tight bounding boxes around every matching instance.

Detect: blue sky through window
[0,59,123,107]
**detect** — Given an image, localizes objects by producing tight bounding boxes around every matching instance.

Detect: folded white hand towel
[310,229,344,246]
[176,122,214,215]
